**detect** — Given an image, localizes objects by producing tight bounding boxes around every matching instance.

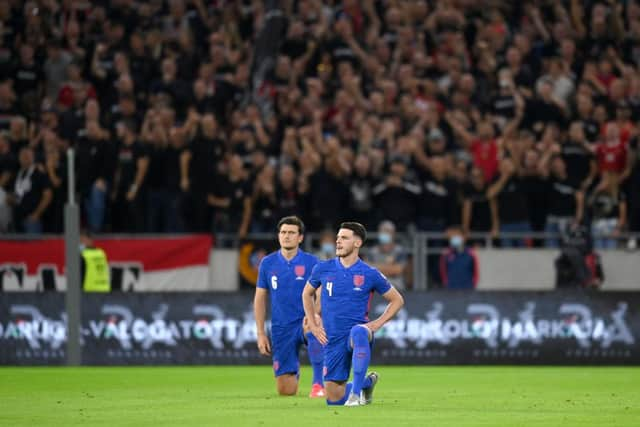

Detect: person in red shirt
[445,113,500,182]
[596,122,628,176]
[600,103,636,146]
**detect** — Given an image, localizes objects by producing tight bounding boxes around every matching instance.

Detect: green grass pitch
[1,366,638,426]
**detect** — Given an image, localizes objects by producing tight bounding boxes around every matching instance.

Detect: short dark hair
[277,216,305,234]
[340,221,367,242]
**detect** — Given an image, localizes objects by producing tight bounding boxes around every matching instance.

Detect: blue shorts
[271,323,305,377]
[323,330,374,382]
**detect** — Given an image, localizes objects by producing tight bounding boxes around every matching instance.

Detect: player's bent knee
[349,325,370,345]
[324,381,345,401]
[277,386,297,396]
[276,375,298,396]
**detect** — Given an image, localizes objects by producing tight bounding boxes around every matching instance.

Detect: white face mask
[321,242,335,254]
[378,232,392,245]
[450,235,464,249]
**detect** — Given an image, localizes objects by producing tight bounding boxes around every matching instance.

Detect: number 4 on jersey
[326,281,333,297]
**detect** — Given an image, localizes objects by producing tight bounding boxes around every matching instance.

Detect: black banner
[1,291,639,365]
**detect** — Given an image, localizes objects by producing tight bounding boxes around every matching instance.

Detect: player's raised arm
[365,287,404,333]
[302,282,327,345]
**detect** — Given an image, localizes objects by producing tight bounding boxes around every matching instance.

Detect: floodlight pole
[64,148,81,366]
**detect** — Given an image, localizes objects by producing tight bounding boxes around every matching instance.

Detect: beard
[337,246,354,258]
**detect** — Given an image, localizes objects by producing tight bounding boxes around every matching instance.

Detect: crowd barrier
[1,291,638,366]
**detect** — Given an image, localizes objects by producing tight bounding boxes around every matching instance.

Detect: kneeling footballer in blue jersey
[254,216,325,397]
[302,222,405,406]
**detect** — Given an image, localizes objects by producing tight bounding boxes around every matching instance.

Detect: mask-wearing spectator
[440,226,478,290]
[316,229,336,261]
[11,146,52,233]
[367,220,409,290]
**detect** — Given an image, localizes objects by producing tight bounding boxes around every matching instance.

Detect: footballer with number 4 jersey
[302,222,404,406]
[254,216,325,398]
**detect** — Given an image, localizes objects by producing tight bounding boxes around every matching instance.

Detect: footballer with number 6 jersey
[302,222,405,406]
[254,216,325,398]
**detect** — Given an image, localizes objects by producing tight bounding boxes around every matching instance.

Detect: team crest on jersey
[294,265,305,280]
[353,275,365,287]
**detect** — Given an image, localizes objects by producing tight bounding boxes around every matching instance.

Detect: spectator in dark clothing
[348,153,376,229]
[308,148,350,231]
[43,143,65,233]
[0,134,17,231]
[149,57,191,119]
[12,43,43,117]
[149,126,189,232]
[628,137,640,249]
[207,154,252,240]
[251,163,278,233]
[77,119,114,233]
[0,77,17,132]
[182,113,225,232]
[274,163,306,222]
[11,146,52,234]
[562,121,597,190]
[488,158,531,247]
[111,120,149,232]
[372,155,421,231]
[520,149,548,246]
[462,166,498,245]
[541,152,585,247]
[440,226,478,289]
[416,156,457,232]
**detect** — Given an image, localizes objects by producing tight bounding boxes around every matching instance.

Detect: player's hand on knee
[257,334,271,356]
[362,321,379,335]
[311,323,328,346]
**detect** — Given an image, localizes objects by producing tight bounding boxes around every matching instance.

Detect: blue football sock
[326,383,353,405]
[349,325,371,396]
[305,332,324,386]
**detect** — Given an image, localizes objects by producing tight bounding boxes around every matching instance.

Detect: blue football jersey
[257,249,319,328]
[308,258,392,341]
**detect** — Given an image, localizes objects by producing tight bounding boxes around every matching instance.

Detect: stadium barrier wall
[2,235,640,292]
[1,291,638,366]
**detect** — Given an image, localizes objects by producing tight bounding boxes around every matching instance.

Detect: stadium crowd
[0,0,639,249]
